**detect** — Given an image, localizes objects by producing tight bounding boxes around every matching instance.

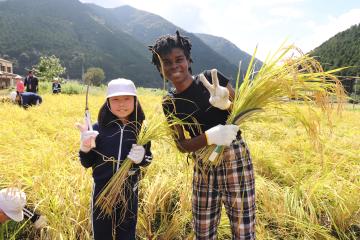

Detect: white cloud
[252,0,305,7]
[268,7,304,18]
[298,8,360,52]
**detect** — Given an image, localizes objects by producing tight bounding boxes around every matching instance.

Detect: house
[0,58,17,89]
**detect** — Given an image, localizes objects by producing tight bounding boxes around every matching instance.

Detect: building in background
[0,58,17,89]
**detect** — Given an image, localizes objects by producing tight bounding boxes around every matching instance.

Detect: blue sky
[80,0,360,61]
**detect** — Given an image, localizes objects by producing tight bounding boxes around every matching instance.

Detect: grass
[0,89,359,239]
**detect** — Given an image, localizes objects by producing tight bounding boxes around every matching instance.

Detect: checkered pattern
[192,138,256,239]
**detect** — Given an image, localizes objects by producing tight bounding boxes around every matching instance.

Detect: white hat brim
[107,92,136,98]
[5,210,24,222]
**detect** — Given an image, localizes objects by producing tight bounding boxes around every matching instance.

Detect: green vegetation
[0,0,248,87]
[38,81,105,95]
[84,67,105,86]
[310,24,360,77]
[0,0,159,87]
[33,55,66,82]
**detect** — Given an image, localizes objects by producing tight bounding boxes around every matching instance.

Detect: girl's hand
[127,144,145,164]
[76,120,98,153]
[199,69,231,110]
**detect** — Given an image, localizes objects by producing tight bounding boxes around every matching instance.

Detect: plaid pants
[192,138,256,240]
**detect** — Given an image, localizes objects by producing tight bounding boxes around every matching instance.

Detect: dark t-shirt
[162,70,230,138]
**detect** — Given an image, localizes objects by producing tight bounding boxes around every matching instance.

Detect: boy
[10,91,42,109]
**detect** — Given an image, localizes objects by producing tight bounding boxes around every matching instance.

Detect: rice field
[0,90,359,239]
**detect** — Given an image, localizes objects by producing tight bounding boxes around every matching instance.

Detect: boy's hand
[199,69,231,110]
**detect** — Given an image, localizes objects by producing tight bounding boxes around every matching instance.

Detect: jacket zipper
[116,123,125,171]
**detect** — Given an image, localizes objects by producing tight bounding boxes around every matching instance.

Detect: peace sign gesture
[199,69,231,110]
[76,118,98,153]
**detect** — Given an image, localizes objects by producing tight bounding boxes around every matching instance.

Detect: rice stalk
[198,44,347,165]
[136,173,192,239]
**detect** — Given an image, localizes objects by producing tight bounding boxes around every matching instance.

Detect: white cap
[14,75,22,79]
[0,188,26,222]
[106,78,137,98]
[10,91,17,102]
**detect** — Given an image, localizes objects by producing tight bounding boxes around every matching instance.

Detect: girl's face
[161,48,192,85]
[108,95,135,122]
[0,210,10,224]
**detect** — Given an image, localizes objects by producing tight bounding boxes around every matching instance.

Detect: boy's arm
[171,124,207,153]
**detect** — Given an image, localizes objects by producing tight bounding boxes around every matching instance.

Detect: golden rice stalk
[0,95,12,103]
[94,109,175,217]
[198,44,347,165]
[137,173,192,239]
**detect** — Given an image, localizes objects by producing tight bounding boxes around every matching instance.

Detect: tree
[33,55,66,81]
[84,67,105,86]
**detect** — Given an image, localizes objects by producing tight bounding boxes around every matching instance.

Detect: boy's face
[161,48,191,84]
[108,95,135,121]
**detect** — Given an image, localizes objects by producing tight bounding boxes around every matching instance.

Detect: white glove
[76,120,98,153]
[80,131,99,152]
[205,124,239,146]
[127,144,145,164]
[34,215,47,229]
[199,69,231,110]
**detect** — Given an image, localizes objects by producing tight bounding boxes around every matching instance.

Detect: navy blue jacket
[20,92,42,108]
[79,121,152,187]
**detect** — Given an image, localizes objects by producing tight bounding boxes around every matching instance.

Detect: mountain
[87,4,240,82]
[0,0,159,87]
[310,23,360,77]
[195,33,263,79]
[0,0,260,87]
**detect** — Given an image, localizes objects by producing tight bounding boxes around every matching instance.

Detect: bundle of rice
[198,44,347,166]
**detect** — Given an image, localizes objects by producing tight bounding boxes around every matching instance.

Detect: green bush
[61,81,84,95]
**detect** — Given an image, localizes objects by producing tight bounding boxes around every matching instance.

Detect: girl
[77,78,152,240]
[149,31,255,239]
[15,75,25,93]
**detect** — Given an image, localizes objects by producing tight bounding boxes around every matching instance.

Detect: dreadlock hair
[149,30,193,77]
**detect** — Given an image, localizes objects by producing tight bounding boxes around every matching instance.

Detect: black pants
[92,182,138,240]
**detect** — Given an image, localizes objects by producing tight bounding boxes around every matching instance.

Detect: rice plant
[0,89,358,239]
[198,44,347,166]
